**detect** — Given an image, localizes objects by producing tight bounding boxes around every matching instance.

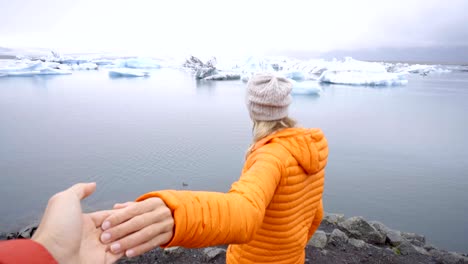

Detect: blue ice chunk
[0,61,43,73]
[290,80,322,95]
[0,60,72,76]
[284,71,305,81]
[92,59,115,66]
[71,63,98,70]
[108,68,150,78]
[60,59,90,65]
[118,58,161,69]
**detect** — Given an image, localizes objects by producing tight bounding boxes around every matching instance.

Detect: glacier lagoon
[0,67,467,253]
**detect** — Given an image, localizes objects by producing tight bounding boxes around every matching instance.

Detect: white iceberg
[39,52,164,70]
[58,64,73,71]
[0,60,72,77]
[59,58,91,65]
[284,71,306,81]
[242,57,275,72]
[203,72,241,80]
[274,58,329,79]
[115,58,161,69]
[318,70,407,86]
[183,56,219,79]
[91,59,115,66]
[71,63,98,70]
[317,57,407,86]
[240,57,276,82]
[290,80,322,95]
[236,56,408,86]
[108,68,150,78]
[0,60,43,73]
[395,64,451,75]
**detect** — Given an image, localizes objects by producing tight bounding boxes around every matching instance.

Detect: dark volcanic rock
[5,212,467,264]
[329,229,348,246]
[308,230,327,249]
[339,216,386,245]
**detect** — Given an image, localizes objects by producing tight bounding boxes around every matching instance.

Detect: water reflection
[195,79,217,94]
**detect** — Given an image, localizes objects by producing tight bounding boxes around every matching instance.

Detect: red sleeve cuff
[0,239,58,264]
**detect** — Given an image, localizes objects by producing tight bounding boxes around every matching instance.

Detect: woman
[100,73,329,264]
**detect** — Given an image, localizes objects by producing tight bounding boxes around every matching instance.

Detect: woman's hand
[99,198,174,258]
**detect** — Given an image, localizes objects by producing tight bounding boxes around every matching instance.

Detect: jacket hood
[251,128,328,175]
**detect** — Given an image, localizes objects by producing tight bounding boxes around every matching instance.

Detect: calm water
[0,69,467,252]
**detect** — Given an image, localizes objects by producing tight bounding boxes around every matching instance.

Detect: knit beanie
[246,73,293,121]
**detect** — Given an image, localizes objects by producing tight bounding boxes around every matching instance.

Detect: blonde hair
[246,117,296,157]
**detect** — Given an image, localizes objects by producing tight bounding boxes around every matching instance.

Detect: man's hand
[32,183,124,264]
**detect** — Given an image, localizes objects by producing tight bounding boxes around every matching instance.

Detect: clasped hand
[32,183,174,264]
[98,198,174,258]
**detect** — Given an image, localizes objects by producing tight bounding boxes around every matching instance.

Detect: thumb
[87,210,114,227]
[67,182,97,200]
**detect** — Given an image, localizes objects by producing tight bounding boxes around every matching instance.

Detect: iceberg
[235,57,408,86]
[91,59,115,66]
[242,56,275,73]
[60,59,90,65]
[37,51,164,70]
[317,57,407,86]
[196,67,217,79]
[238,57,330,82]
[115,58,161,69]
[71,63,98,70]
[318,70,407,86]
[274,58,329,80]
[284,71,306,81]
[58,64,73,71]
[183,56,217,69]
[396,64,450,75]
[0,60,43,73]
[108,68,150,78]
[6,68,72,76]
[0,60,72,77]
[290,80,322,95]
[446,65,468,73]
[183,56,219,79]
[240,57,276,82]
[203,72,241,81]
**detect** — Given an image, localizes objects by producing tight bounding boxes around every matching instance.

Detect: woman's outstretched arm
[100,145,286,258]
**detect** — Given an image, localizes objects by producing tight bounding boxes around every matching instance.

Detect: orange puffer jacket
[136,127,328,264]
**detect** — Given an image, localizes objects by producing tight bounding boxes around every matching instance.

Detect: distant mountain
[320,46,468,65]
[0,46,53,59]
[268,46,468,65]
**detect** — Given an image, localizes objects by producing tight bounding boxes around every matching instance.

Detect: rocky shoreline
[2,213,467,264]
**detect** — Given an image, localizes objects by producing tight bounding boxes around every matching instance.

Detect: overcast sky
[1,0,467,58]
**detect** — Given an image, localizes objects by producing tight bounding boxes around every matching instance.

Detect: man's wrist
[32,234,73,264]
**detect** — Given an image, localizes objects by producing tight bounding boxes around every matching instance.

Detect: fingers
[87,210,114,227]
[67,182,97,200]
[108,220,174,256]
[101,198,164,231]
[99,198,175,257]
[124,231,174,258]
[100,205,172,244]
[113,202,135,209]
